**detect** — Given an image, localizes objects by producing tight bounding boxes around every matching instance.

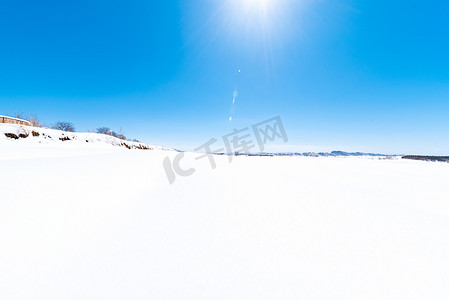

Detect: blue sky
[1,0,448,154]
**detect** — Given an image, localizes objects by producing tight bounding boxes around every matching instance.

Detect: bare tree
[12,112,25,119]
[117,127,126,140]
[27,114,43,127]
[54,121,75,132]
[96,127,126,139]
[96,127,111,134]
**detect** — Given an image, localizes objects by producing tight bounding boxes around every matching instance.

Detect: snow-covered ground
[0,124,172,160]
[1,124,449,299]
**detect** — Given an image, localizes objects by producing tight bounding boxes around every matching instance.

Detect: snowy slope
[1,138,449,299]
[0,124,173,153]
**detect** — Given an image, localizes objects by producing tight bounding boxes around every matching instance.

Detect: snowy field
[1,125,449,299]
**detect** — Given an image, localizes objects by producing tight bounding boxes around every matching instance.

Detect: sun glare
[238,0,279,18]
[228,0,284,31]
[242,0,267,9]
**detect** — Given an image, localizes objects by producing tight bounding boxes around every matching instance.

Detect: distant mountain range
[224,151,398,157]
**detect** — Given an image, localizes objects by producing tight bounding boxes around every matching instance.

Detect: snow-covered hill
[0,123,172,151]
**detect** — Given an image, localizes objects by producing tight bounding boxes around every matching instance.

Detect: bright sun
[229,0,283,23]
[242,0,276,14]
[217,0,294,47]
[227,0,286,34]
